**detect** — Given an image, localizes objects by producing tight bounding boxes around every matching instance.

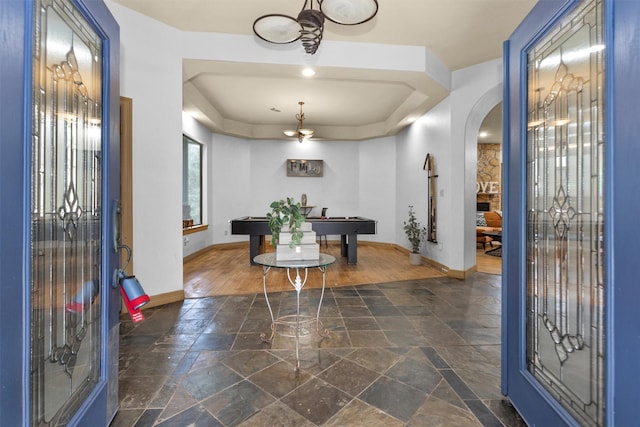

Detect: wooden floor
[183,241,502,298]
[476,244,502,275]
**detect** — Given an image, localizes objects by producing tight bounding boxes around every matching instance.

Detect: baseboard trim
[447,265,477,279]
[145,290,184,309]
[183,241,248,262]
[184,240,454,283]
[390,244,449,274]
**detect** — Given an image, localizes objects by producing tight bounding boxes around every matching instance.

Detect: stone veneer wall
[477,143,502,211]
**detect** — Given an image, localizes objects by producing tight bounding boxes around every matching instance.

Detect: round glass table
[253,253,336,370]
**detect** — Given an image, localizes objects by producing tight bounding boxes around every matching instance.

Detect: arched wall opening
[463,84,503,272]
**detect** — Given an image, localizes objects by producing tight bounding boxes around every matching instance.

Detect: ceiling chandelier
[253,0,379,55]
[284,101,314,142]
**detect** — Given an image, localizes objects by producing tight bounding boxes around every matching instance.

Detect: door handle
[112,200,122,253]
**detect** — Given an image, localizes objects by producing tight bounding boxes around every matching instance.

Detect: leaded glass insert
[30,0,103,425]
[526,0,605,426]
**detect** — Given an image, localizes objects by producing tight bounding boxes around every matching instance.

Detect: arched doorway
[463,84,503,274]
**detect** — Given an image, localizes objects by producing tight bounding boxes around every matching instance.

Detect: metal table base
[254,253,335,371]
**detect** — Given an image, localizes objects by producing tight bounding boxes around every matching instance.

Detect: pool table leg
[340,234,358,264]
[249,235,263,265]
[347,234,357,264]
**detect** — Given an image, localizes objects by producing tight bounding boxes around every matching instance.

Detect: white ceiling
[114,0,536,141]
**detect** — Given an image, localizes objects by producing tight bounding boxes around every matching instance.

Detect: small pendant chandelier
[283,101,314,143]
[253,0,378,55]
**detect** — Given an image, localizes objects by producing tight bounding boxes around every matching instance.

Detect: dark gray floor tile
[248,360,312,398]
[333,289,360,297]
[339,305,372,317]
[292,349,342,374]
[121,350,186,376]
[486,399,528,427]
[110,409,144,427]
[155,405,222,427]
[117,273,521,426]
[457,364,503,399]
[335,297,366,307]
[385,358,442,393]
[201,380,275,425]
[231,332,273,350]
[153,334,199,351]
[281,377,352,425]
[342,316,380,331]
[149,377,181,408]
[408,396,481,427]
[430,379,468,410]
[348,330,391,347]
[156,386,198,422]
[167,319,213,335]
[421,346,450,369]
[317,358,380,396]
[359,376,427,422]
[191,332,236,351]
[397,305,433,316]
[133,408,162,427]
[440,369,478,400]
[203,317,245,333]
[376,315,414,330]
[119,334,160,353]
[368,304,403,316]
[222,349,281,376]
[383,329,430,347]
[410,288,435,297]
[182,364,243,400]
[119,375,170,409]
[237,402,315,427]
[464,399,504,427]
[324,399,404,427]
[362,296,394,306]
[356,289,385,297]
[179,308,216,320]
[345,347,403,373]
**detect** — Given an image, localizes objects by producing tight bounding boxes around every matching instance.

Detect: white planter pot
[409,252,422,265]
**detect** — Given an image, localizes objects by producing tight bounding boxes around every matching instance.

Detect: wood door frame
[120,97,133,275]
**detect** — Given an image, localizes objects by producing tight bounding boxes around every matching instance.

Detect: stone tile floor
[111,273,526,426]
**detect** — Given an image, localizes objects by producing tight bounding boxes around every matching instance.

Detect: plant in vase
[404,205,427,265]
[267,197,305,248]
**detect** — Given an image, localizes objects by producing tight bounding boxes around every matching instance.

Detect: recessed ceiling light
[478,131,489,138]
[302,68,315,77]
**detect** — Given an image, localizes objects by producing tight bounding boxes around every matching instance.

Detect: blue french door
[0,0,120,426]
[503,0,640,425]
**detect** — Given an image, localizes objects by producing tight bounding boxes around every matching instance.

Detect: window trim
[182,134,204,229]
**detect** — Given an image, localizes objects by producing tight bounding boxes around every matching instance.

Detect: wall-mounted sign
[287,159,323,177]
[477,181,500,194]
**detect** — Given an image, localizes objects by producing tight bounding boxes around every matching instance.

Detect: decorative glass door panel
[525,0,605,425]
[30,0,103,425]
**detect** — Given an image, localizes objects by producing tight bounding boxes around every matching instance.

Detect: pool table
[230,216,377,264]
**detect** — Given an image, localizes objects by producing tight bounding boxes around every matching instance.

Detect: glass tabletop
[253,253,336,268]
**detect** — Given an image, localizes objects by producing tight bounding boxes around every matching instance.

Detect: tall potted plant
[404,205,427,265]
[267,197,305,248]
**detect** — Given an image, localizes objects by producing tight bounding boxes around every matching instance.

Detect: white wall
[184,135,396,255]
[107,0,503,298]
[110,2,183,296]
[396,60,503,273]
[396,100,451,267]
[450,60,504,272]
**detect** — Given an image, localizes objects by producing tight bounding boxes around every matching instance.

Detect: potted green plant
[404,205,427,265]
[267,197,305,248]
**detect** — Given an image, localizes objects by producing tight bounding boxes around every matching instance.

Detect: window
[183,135,202,226]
